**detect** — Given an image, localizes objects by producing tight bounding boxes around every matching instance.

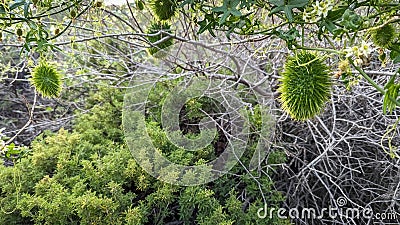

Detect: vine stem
[380,117,400,159]
[295,45,341,54]
[0,91,37,153]
[349,59,400,107]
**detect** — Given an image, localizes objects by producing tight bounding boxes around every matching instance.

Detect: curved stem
[49,1,93,41]
[295,45,341,54]
[349,59,400,107]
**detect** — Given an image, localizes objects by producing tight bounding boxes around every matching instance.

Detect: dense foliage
[0,0,399,117]
[0,86,288,224]
[0,0,399,224]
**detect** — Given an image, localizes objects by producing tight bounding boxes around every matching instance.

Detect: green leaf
[230,8,241,17]
[212,6,226,13]
[198,19,208,34]
[10,0,25,11]
[391,55,400,63]
[384,73,396,89]
[390,45,400,63]
[5,143,23,158]
[226,27,234,39]
[227,0,240,8]
[325,20,336,33]
[283,6,294,21]
[212,0,242,25]
[269,0,284,6]
[326,7,346,21]
[340,9,362,31]
[219,11,230,24]
[136,0,144,10]
[22,42,31,52]
[197,14,216,37]
[269,0,308,22]
[7,143,15,151]
[383,73,399,114]
[24,1,31,17]
[275,28,300,48]
[0,5,6,14]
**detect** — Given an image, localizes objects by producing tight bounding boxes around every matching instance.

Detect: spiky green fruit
[146,22,174,56]
[150,0,177,21]
[30,62,63,98]
[372,24,396,49]
[278,51,332,121]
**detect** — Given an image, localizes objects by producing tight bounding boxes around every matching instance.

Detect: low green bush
[0,86,289,225]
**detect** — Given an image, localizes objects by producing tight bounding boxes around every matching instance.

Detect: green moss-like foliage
[0,86,289,225]
[30,62,63,98]
[372,24,396,49]
[278,51,332,121]
[146,22,174,56]
[150,0,177,21]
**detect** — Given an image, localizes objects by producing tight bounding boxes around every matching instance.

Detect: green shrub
[0,85,289,225]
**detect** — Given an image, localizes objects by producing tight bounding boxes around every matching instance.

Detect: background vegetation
[0,0,399,224]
